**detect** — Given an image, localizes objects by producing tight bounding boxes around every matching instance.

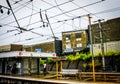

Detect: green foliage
[40,58,55,64]
[94,60,101,66]
[47,58,55,63]
[66,53,89,61]
[87,53,92,58]
[105,50,120,56]
[78,53,88,60]
[40,58,46,65]
[94,51,102,57]
[84,60,101,68]
[92,50,120,57]
[66,54,77,61]
[83,63,88,68]
[66,50,120,61]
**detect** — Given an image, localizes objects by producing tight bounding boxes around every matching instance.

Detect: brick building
[24,40,62,56]
[62,29,89,53]
[90,17,120,54]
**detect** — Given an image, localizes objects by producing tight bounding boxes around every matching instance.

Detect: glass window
[75,33,81,39]
[66,44,71,49]
[66,35,70,40]
[76,43,82,47]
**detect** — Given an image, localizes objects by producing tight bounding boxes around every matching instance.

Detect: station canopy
[0,51,56,58]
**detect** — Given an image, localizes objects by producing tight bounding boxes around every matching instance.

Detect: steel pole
[98,19,105,71]
[88,14,95,82]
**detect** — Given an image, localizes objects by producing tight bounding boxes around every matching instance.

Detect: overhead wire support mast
[0,5,10,10]
[6,0,43,36]
[45,12,56,39]
[95,19,105,71]
[4,0,105,27]
[45,12,57,53]
[6,0,22,32]
[88,14,95,82]
[3,0,74,26]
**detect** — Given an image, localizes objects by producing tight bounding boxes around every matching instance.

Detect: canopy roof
[0,51,56,58]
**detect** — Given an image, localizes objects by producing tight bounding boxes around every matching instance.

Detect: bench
[60,69,79,79]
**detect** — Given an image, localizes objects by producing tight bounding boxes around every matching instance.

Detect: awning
[0,51,56,58]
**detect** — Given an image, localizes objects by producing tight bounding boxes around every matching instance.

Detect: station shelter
[0,51,56,75]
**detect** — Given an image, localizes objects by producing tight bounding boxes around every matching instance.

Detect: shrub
[66,53,89,61]
[40,58,46,65]
[47,58,55,63]
[105,50,120,56]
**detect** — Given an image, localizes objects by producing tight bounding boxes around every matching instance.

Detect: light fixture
[0,25,2,27]
[0,7,3,13]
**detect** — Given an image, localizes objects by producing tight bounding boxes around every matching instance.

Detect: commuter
[43,62,47,76]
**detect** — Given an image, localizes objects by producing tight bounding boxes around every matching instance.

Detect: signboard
[35,48,42,53]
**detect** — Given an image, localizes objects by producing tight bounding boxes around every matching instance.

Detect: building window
[65,35,70,41]
[76,43,82,47]
[75,33,81,40]
[76,33,81,38]
[66,44,71,49]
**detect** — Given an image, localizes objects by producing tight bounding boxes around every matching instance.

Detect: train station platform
[0,75,119,84]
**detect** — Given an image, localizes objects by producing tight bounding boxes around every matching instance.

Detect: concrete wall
[91,41,120,54]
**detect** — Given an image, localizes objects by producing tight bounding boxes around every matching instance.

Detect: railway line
[0,72,120,84]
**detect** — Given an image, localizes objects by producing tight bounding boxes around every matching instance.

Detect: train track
[0,72,120,84]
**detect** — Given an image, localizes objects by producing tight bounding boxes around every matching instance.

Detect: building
[0,44,56,75]
[24,40,62,56]
[90,17,120,54]
[62,29,89,54]
[0,44,23,53]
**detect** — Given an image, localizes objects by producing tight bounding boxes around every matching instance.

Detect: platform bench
[60,69,79,79]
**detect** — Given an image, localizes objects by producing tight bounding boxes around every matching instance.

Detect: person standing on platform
[43,62,47,76]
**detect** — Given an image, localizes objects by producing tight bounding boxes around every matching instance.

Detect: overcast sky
[0,0,120,46]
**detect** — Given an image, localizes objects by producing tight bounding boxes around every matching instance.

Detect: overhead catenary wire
[49,0,105,20]
[1,4,119,39]
[1,0,120,45]
[0,0,105,40]
[12,0,39,12]
[6,0,44,36]
[0,0,32,21]
[2,4,116,40]
[11,5,120,30]
[2,0,74,27]
[0,3,14,18]
[26,0,34,28]
[45,12,56,39]
[4,0,105,28]
[54,0,76,17]
[15,34,62,45]
[56,6,120,23]
[71,1,103,19]
[24,0,106,26]
[94,6,120,15]
[6,0,21,30]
